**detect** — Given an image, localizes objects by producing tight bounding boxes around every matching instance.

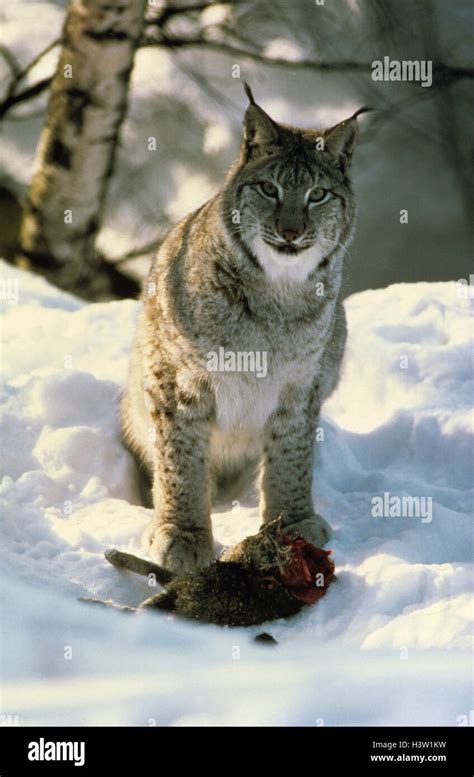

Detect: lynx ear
[242,82,279,158]
[324,106,371,171]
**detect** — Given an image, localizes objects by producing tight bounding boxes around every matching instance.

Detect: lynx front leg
[144,378,215,575]
[260,384,331,547]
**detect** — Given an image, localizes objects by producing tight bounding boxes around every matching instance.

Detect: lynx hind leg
[121,385,154,508]
[123,446,152,508]
[136,463,153,508]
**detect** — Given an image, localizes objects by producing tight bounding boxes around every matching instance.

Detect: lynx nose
[277,222,305,243]
[280,229,300,243]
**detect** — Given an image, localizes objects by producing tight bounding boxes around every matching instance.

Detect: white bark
[19,0,146,292]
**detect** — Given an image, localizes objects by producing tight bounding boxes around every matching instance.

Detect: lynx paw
[143,522,214,576]
[282,513,332,548]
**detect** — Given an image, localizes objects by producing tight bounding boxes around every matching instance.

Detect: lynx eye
[309,187,330,204]
[259,181,279,199]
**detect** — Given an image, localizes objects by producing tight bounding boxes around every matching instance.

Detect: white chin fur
[251,235,325,283]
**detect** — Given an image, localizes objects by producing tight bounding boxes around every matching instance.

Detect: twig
[141,32,373,73]
[0,38,59,121]
[0,45,22,84]
[0,77,52,120]
[12,38,60,87]
[108,238,162,264]
[141,32,474,85]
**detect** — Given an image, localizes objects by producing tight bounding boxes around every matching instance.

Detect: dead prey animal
[81,520,335,627]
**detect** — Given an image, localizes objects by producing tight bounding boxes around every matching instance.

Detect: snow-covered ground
[0,261,472,726]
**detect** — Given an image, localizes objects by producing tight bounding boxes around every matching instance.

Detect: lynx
[122,84,366,574]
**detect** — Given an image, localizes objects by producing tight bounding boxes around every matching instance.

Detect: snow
[1,260,472,726]
[199,3,232,31]
[263,38,306,62]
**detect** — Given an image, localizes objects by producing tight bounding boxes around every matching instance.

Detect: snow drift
[0,261,472,726]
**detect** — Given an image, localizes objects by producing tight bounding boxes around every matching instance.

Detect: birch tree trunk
[18,0,146,298]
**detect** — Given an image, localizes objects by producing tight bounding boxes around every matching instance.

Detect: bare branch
[12,39,60,86]
[141,31,372,72]
[0,45,22,84]
[0,77,53,120]
[109,238,163,264]
[141,32,474,85]
[3,9,472,123]
[0,38,59,121]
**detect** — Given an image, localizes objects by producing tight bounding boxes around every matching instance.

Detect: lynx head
[222,83,368,281]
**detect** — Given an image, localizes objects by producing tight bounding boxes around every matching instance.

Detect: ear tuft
[242,90,279,159]
[243,81,256,105]
[350,105,373,120]
[323,106,372,170]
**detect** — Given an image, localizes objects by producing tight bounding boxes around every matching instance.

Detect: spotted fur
[122,86,365,574]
